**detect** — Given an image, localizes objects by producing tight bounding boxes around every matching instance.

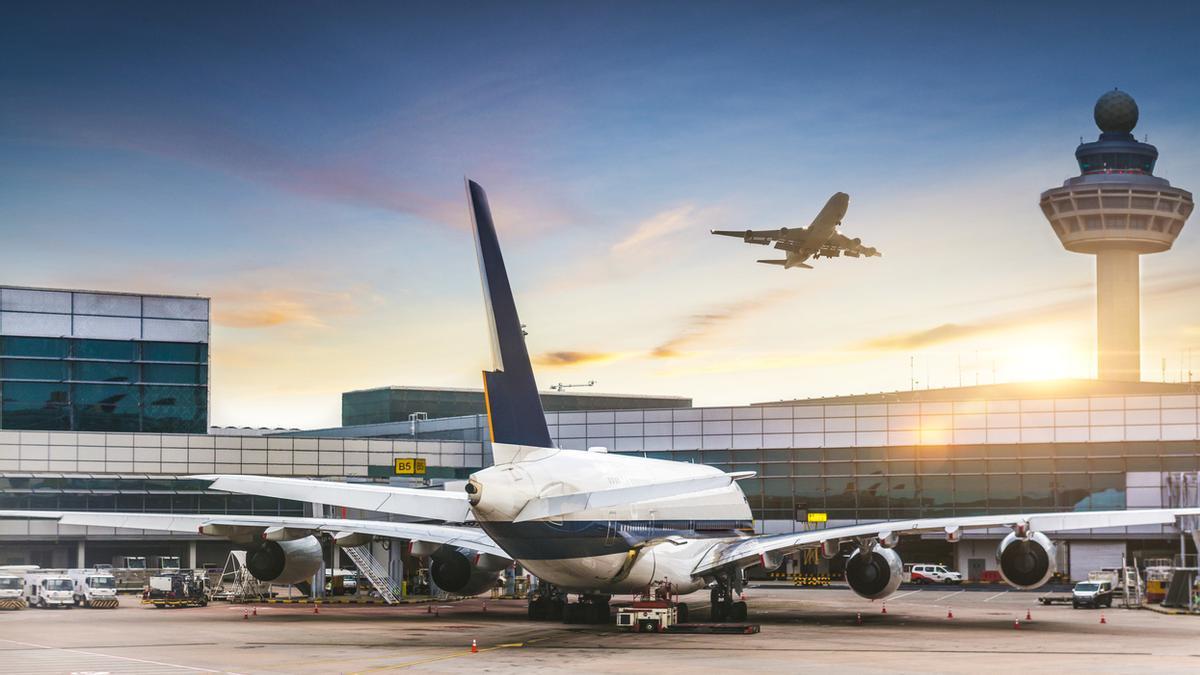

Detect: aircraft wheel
[676,603,689,623]
[731,601,748,622]
[590,602,610,624]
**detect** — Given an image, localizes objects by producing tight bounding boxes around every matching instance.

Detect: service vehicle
[143,571,208,608]
[0,574,26,609]
[617,600,678,632]
[904,564,963,584]
[68,569,119,608]
[24,573,75,608]
[1072,580,1114,608]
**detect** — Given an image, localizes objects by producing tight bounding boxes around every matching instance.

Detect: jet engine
[845,544,902,600]
[996,531,1056,589]
[430,546,507,596]
[246,535,323,585]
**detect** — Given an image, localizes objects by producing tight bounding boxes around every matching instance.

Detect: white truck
[68,569,120,608]
[0,574,26,610]
[24,573,75,609]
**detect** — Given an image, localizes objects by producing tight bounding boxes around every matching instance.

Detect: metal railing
[343,545,400,605]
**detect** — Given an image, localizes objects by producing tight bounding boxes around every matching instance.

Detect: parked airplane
[3,181,1198,624]
[712,191,881,269]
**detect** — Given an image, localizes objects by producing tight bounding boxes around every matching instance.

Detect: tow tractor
[616,582,759,635]
[143,571,208,608]
[0,573,26,610]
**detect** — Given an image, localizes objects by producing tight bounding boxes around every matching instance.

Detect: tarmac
[0,584,1197,674]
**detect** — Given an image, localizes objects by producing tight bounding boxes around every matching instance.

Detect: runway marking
[983,591,1008,602]
[0,637,238,674]
[934,590,965,603]
[886,590,921,602]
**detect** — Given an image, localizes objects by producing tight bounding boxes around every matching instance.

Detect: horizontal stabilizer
[513,472,751,523]
[756,259,787,266]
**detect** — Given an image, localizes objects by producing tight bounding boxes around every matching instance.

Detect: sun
[1003,341,1084,382]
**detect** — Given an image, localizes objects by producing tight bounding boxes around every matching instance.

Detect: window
[0,336,66,358]
[142,342,207,363]
[72,383,139,431]
[74,339,135,361]
[142,364,206,384]
[74,361,138,383]
[0,381,70,429]
[1,359,66,380]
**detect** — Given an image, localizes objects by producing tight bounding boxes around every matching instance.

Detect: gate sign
[394,458,427,475]
[806,512,828,523]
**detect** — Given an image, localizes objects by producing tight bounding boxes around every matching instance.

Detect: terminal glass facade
[0,337,208,433]
[0,476,302,516]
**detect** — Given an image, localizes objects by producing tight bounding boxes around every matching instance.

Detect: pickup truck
[1072,580,1114,608]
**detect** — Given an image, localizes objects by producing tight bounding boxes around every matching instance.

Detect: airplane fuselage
[467,448,752,593]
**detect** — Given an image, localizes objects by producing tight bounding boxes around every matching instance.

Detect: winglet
[467,180,553,451]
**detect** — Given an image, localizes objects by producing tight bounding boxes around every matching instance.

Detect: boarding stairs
[343,544,401,605]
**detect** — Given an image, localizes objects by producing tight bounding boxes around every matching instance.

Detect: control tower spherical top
[1094,89,1138,134]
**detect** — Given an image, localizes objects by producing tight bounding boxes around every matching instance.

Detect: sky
[3,1,1199,428]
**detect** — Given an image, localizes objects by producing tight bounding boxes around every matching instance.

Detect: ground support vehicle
[1073,580,1115,608]
[903,564,963,585]
[142,571,208,608]
[24,574,74,608]
[68,569,119,608]
[0,574,26,609]
[617,600,678,632]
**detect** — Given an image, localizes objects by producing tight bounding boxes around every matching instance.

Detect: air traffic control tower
[1040,90,1194,381]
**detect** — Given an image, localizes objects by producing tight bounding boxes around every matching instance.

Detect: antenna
[550,380,596,392]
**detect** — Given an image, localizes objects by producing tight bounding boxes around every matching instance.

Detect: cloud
[611,205,698,252]
[652,290,797,358]
[532,350,622,367]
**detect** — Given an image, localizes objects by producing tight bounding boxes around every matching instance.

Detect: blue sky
[3,2,1199,427]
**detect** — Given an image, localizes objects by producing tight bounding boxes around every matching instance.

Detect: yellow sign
[394,458,427,475]
[806,512,828,523]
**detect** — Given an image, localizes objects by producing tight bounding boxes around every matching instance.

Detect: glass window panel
[1,381,70,429]
[115,494,143,511]
[1087,473,1126,510]
[793,477,823,507]
[955,475,987,510]
[1018,443,1054,457]
[988,475,1021,510]
[1125,442,1160,456]
[252,496,279,515]
[703,450,731,464]
[1021,474,1055,509]
[198,495,227,512]
[1021,458,1053,473]
[74,361,138,383]
[824,462,853,475]
[227,494,253,514]
[792,462,821,476]
[825,477,856,510]
[1054,444,1089,457]
[1055,474,1092,510]
[988,445,1020,458]
[918,458,952,474]
[987,459,1020,473]
[1087,443,1124,457]
[73,383,139,432]
[1,358,66,380]
[888,460,915,474]
[87,494,116,510]
[74,339,136,360]
[761,463,788,477]
[732,449,761,463]
[855,461,886,476]
[142,342,207,363]
[171,495,198,513]
[888,446,917,459]
[1056,458,1088,472]
[916,473,955,509]
[954,459,985,473]
[1126,456,1160,472]
[856,447,888,460]
[792,449,821,462]
[763,449,789,462]
[857,477,886,509]
[1090,457,1124,472]
[1162,455,1199,471]
[143,385,206,433]
[888,476,917,513]
[145,495,171,512]
[142,362,206,384]
[824,448,854,461]
[761,478,792,511]
[0,336,66,358]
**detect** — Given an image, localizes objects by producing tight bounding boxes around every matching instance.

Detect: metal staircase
[343,545,401,604]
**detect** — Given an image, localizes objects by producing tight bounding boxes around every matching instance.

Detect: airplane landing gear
[564,594,611,624]
[709,572,747,622]
[527,583,567,621]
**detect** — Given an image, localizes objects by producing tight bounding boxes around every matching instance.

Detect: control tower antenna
[1039,90,1194,381]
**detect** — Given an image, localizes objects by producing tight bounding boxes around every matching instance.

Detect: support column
[76,540,86,569]
[1095,249,1141,381]
[188,541,198,570]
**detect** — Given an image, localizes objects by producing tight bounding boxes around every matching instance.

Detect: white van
[24,574,75,608]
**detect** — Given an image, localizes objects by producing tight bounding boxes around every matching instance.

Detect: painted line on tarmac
[886,590,921,602]
[983,591,1008,602]
[934,590,965,603]
[0,637,240,674]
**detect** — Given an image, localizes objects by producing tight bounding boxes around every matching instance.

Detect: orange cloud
[533,351,621,367]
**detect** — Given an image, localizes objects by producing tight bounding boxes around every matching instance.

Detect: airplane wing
[0,510,509,559]
[193,474,473,523]
[711,229,786,246]
[827,232,881,257]
[691,507,1200,576]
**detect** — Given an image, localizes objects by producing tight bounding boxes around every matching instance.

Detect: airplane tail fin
[467,180,553,454]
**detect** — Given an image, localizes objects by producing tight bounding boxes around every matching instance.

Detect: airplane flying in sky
[712,191,881,269]
[4,181,1198,624]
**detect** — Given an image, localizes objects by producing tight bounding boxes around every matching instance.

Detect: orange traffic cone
[946,608,954,619]
[1100,613,1107,624]
[1013,618,1020,630]
[881,602,887,614]
[483,601,487,613]
[242,609,248,620]
[1025,608,1032,621]
[471,639,478,653]
[252,607,258,617]
[313,604,319,614]
[855,612,862,625]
